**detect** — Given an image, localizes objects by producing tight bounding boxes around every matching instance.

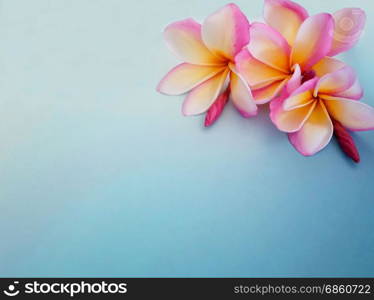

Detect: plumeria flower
[157,3,257,126]
[270,63,374,156]
[235,0,366,104]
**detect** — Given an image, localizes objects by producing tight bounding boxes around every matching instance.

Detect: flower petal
[248,22,291,73]
[335,78,363,100]
[286,64,302,94]
[291,13,334,71]
[263,0,309,46]
[271,99,316,132]
[314,66,356,97]
[252,79,288,104]
[157,63,226,95]
[230,71,258,117]
[202,3,250,60]
[282,68,318,110]
[323,98,374,131]
[328,8,366,56]
[288,77,319,98]
[235,48,288,88]
[289,100,333,155]
[283,90,314,111]
[312,57,346,77]
[182,69,229,116]
[163,18,223,65]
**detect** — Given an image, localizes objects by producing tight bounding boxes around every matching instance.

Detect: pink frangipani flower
[235,0,366,104]
[157,4,257,126]
[270,64,374,156]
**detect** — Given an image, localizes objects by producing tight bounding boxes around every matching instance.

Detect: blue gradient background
[0,0,373,277]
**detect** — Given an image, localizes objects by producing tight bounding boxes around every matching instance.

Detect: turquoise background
[0,0,373,277]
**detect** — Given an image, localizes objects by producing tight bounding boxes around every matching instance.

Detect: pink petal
[235,48,288,88]
[248,22,291,73]
[291,13,334,71]
[269,91,286,113]
[263,0,309,46]
[289,100,333,156]
[323,98,374,131]
[289,77,319,98]
[157,63,225,95]
[202,3,250,61]
[270,65,301,106]
[314,66,356,97]
[230,71,258,117]
[283,91,314,111]
[312,57,346,77]
[182,69,229,116]
[335,79,363,100]
[272,100,316,132]
[286,64,302,94]
[204,88,230,127]
[163,18,224,65]
[252,79,288,104]
[328,8,366,56]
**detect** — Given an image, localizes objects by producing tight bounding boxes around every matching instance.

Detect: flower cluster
[157,0,374,162]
